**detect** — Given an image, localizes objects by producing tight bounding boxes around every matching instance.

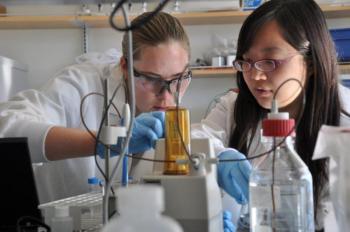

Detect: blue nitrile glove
[97,111,165,158]
[128,111,165,153]
[223,210,236,232]
[96,139,122,158]
[217,150,252,205]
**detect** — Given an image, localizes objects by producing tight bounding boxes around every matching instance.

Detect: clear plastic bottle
[87,177,103,219]
[249,112,315,231]
[101,185,183,232]
[51,206,73,232]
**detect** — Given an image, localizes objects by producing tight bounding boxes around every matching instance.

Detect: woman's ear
[120,56,128,80]
[120,56,127,72]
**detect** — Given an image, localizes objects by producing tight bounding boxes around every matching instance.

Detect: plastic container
[240,0,264,11]
[88,177,102,193]
[212,56,225,66]
[226,54,236,67]
[87,177,103,218]
[0,56,28,102]
[101,185,183,232]
[249,112,315,231]
[51,206,73,232]
[330,28,350,62]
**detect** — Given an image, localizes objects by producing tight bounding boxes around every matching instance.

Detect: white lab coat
[0,61,127,203]
[191,84,350,229]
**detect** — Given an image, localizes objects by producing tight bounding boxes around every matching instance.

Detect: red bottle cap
[262,118,295,137]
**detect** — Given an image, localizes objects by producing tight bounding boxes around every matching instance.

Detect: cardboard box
[0,4,6,14]
[342,79,350,88]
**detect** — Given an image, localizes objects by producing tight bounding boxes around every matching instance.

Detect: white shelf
[191,64,350,78]
[0,4,349,29]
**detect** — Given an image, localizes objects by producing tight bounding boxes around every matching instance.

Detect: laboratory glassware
[164,107,190,175]
[249,112,315,231]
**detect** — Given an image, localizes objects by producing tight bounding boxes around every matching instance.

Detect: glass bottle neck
[258,134,309,171]
[261,134,295,150]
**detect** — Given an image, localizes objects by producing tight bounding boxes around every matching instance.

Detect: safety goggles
[133,68,192,95]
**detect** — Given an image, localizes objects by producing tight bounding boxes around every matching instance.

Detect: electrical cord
[103,4,133,224]
[173,77,196,166]
[106,71,191,165]
[216,78,305,229]
[108,75,194,169]
[80,92,120,177]
[79,4,179,186]
[109,0,171,32]
[103,1,189,222]
[93,80,125,183]
[342,109,350,119]
[80,71,308,169]
[77,0,201,226]
[94,79,127,197]
[94,80,349,171]
[270,78,305,221]
[268,78,306,222]
[219,78,306,163]
[80,91,122,182]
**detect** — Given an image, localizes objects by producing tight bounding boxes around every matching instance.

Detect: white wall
[0,3,349,122]
[0,4,242,122]
[0,25,239,122]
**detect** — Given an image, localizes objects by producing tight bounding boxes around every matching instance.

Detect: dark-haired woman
[192,0,350,230]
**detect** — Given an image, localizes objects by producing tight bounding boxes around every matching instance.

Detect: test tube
[163,107,190,175]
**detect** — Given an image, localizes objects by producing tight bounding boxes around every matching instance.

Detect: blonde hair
[122,12,190,60]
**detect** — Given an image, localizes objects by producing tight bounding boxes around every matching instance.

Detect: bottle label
[250,183,312,229]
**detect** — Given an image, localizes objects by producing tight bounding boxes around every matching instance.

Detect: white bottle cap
[117,185,164,212]
[54,206,70,218]
[267,112,290,120]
